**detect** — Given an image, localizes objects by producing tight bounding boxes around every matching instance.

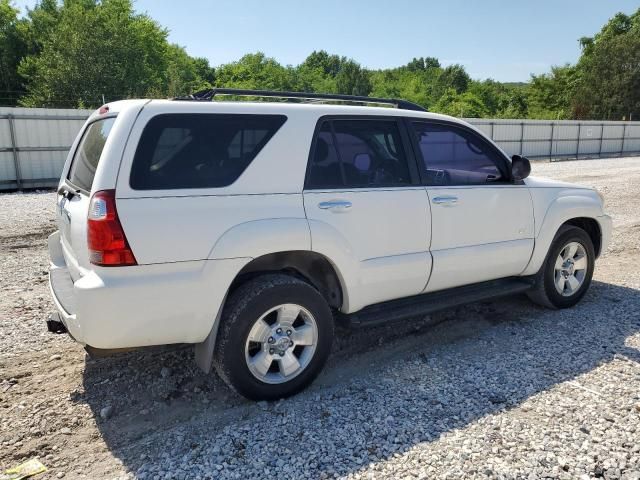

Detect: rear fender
[208,218,311,260]
[305,219,361,312]
[196,217,327,373]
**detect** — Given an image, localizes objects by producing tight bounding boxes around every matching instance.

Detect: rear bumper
[47,231,250,349]
[48,232,83,342]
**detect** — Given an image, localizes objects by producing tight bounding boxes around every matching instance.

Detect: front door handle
[432,196,459,206]
[318,200,352,211]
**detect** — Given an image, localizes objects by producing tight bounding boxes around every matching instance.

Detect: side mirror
[511,155,531,181]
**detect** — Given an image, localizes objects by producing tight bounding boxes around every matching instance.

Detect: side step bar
[338,277,534,328]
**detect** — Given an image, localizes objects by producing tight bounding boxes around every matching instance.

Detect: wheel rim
[244,303,318,384]
[554,241,588,297]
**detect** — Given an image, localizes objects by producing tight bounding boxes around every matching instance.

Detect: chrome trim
[432,196,458,205]
[318,200,352,210]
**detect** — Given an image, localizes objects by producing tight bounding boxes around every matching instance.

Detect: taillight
[87,190,137,266]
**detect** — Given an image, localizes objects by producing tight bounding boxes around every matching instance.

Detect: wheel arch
[228,250,346,310]
[563,217,602,258]
[522,193,605,276]
[195,250,345,375]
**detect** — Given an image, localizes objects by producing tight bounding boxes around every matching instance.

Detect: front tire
[213,274,334,400]
[527,225,595,309]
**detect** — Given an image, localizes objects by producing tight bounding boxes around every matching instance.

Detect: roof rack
[173,88,427,112]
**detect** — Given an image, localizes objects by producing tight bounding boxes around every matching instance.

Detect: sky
[13,0,640,82]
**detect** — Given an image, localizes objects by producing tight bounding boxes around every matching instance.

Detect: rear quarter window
[67,117,116,192]
[130,114,287,190]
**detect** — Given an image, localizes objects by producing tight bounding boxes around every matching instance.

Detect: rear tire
[213,274,334,400]
[527,225,595,309]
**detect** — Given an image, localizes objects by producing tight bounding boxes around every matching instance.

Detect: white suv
[48,89,612,400]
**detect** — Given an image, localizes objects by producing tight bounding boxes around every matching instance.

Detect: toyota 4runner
[48,89,612,400]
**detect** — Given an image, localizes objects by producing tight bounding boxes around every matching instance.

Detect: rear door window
[306,119,412,189]
[130,114,286,190]
[67,117,116,192]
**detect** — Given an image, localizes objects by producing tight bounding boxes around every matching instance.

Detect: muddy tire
[213,274,334,401]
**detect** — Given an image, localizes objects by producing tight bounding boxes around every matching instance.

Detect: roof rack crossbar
[174,88,427,112]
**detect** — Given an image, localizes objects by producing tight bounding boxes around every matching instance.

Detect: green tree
[432,88,488,118]
[436,64,471,95]
[294,51,372,96]
[161,44,214,97]
[528,65,577,119]
[19,0,169,107]
[192,57,216,86]
[579,12,635,57]
[405,57,425,72]
[424,57,441,70]
[299,50,343,77]
[498,88,529,118]
[214,52,294,92]
[335,59,371,96]
[405,56,440,72]
[3,1,637,120]
[17,0,60,57]
[370,68,434,109]
[0,0,26,104]
[574,9,640,119]
[294,50,340,93]
[467,80,502,116]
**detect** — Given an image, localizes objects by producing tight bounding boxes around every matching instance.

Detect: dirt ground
[0,156,639,479]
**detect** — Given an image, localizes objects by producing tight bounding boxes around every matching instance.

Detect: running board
[338,277,533,328]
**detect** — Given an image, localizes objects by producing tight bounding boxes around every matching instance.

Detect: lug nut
[289,340,294,347]
[276,328,283,334]
[286,329,292,336]
[279,351,285,357]
[269,348,274,354]
[267,337,274,344]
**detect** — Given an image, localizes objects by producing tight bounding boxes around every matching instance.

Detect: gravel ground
[1,156,639,480]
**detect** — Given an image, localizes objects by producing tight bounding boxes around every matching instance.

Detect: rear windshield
[67,117,116,192]
[130,113,287,190]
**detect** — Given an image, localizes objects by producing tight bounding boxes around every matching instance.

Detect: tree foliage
[528,66,577,119]
[573,10,640,119]
[335,60,371,96]
[433,89,488,118]
[0,1,638,120]
[20,0,167,106]
[5,0,216,107]
[0,0,25,103]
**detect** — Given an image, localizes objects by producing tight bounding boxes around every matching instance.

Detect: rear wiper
[57,185,80,200]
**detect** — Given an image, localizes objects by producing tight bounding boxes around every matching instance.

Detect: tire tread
[527,225,594,309]
[213,273,332,400]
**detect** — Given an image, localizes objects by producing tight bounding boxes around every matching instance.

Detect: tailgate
[56,117,117,280]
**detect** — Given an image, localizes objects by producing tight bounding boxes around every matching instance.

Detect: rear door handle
[318,200,352,211]
[432,196,458,206]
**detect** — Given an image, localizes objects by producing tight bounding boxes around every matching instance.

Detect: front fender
[521,193,604,276]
